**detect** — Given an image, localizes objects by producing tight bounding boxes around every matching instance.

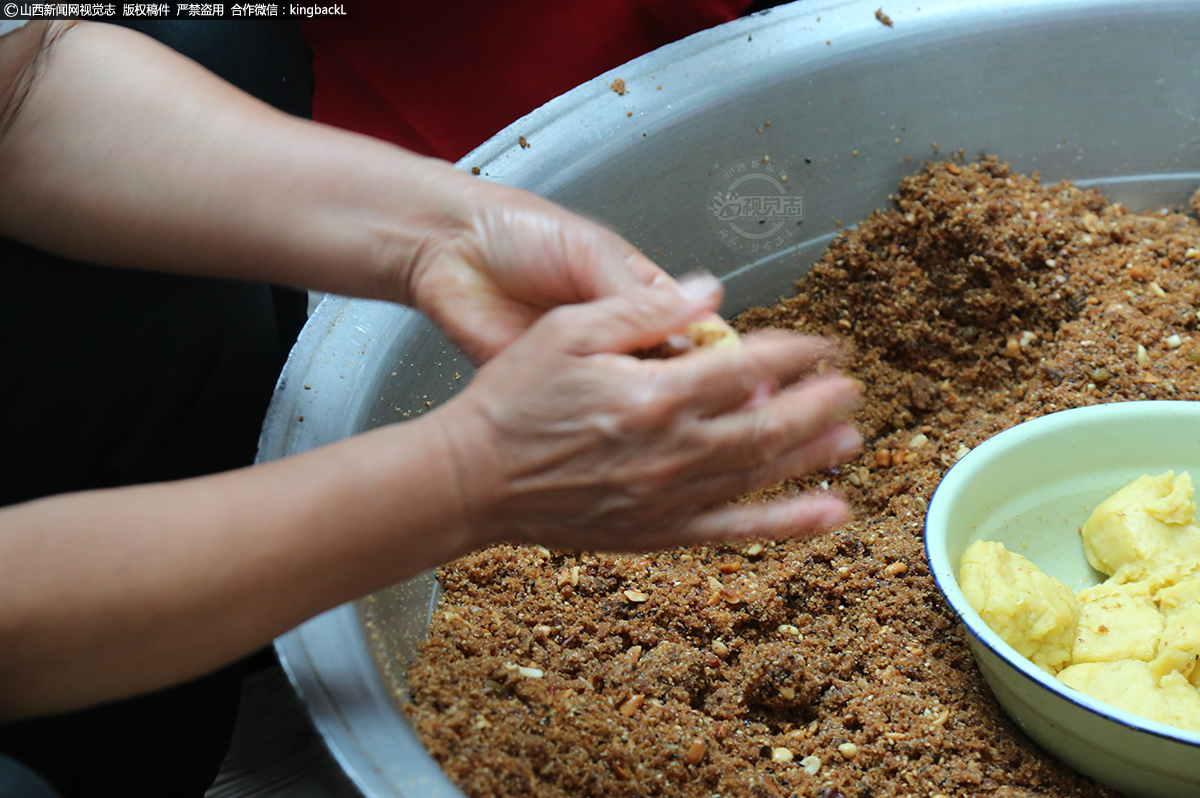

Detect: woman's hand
[406,182,680,364]
[0,22,704,371]
[432,275,862,552]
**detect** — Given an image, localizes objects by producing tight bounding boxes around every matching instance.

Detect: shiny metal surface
[259,1,1200,795]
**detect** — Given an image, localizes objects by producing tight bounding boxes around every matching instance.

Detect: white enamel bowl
[925,401,1200,797]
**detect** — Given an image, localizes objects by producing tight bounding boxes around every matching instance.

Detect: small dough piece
[1157,575,1200,615]
[635,317,740,359]
[1148,645,1200,685]
[1081,471,1200,585]
[1152,576,1200,684]
[682,319,740,350]
[1073,581,1161,664]
[959,540,1079,673]
[1058,660,1200,733]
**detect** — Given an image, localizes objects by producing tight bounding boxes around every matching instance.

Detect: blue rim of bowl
[923,401,1200,748]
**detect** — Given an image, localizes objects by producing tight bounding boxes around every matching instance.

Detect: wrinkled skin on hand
[408,185,680,364]
[435,276,862,552]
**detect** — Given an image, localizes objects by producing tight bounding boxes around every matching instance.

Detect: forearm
[0,21,482,302]
[0,414,472,720]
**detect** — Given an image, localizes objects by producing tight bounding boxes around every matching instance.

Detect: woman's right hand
[431,274,862,553]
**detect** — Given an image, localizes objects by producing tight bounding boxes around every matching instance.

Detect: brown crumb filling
[406,157,1200,798]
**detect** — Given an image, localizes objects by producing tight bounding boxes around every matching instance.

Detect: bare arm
[0,410,473,719]
[0,22,441,298]
[0,21,670,361]
[0,26,861,720]
[0,279,859,720]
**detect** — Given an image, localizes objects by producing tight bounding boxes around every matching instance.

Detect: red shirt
[301,0,754,161]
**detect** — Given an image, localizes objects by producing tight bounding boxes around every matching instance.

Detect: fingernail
[834,378,862,413]
[833,426,862,461]
[676,272,722,305]
[665,333,695,351]
[748,380,774,408]
[819,504,849,529]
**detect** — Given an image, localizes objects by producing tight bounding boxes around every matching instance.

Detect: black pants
[0,21,313,798]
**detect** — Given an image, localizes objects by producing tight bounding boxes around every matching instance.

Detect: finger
[573,225,676,296]
[432,283,544,364]
[677,494,851,544]
[678,422,861,502]
[612,249,677,293]
[482,201,674,305]
[547,274,725,355]
[696,375,860,472]
[658,331,844,418]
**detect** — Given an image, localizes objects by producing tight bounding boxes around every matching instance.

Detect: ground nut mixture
[407,157,1200,798]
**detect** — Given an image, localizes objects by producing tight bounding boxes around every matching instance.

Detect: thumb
[552,273,724,356]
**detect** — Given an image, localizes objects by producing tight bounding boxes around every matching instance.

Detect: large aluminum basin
[258,1,1200,795]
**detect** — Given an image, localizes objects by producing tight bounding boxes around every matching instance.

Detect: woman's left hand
[406,183,683,364]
